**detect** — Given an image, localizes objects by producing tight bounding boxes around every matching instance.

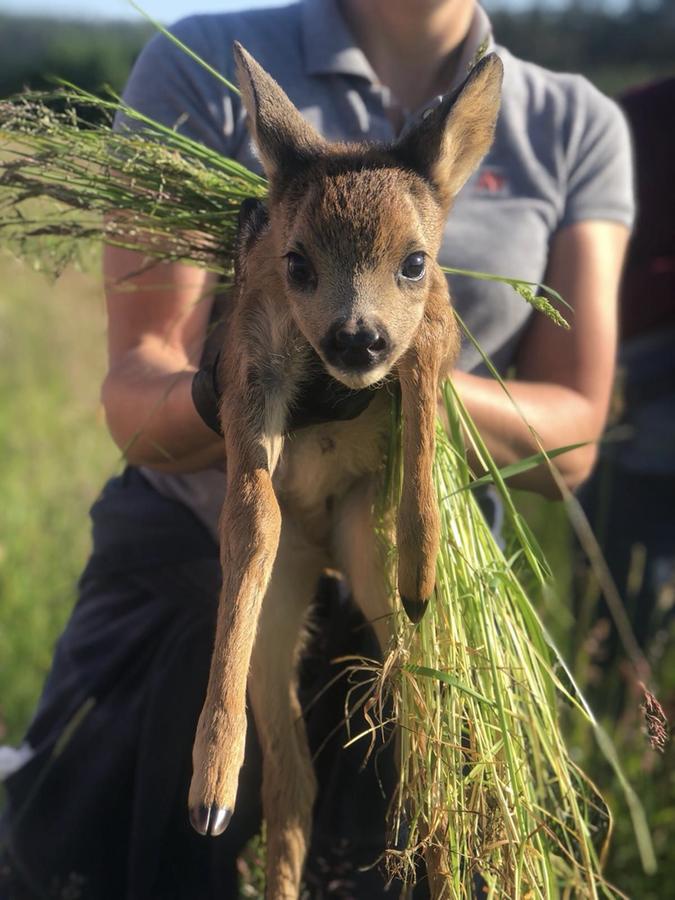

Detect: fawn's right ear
[394,53,503,210]
[233,42,326,184]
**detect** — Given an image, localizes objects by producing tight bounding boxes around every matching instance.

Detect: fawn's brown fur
[188,43,503,898]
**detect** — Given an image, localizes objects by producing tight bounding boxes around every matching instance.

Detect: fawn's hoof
[401,595,429,623]
[189,803,233,837]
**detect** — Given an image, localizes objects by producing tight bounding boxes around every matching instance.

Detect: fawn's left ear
[395,53,503,210]
[233,42,326,184]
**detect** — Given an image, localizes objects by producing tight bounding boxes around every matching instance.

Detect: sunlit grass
[361,382,655,898]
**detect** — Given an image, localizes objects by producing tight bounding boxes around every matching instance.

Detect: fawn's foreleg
[188,392,284,836]
[396,281,458,623]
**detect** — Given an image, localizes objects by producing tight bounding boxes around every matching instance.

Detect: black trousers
[0,468,426,900]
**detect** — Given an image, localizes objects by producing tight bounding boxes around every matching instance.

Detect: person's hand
[285,351,376,431]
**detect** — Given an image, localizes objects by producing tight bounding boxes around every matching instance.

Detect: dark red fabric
[618,77,675,339]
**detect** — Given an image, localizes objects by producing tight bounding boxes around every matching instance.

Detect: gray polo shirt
[117,0,634,535]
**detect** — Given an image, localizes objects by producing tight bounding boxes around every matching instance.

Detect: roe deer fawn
[188,43,503,899]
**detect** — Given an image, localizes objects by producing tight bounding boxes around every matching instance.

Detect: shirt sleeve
[560,77,635,231]
[113,16,239,156]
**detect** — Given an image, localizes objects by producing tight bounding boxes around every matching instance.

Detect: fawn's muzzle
[322,320,390,371]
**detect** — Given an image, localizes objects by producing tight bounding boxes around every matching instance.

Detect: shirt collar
[301,0,494,91]
[447,3,495,93]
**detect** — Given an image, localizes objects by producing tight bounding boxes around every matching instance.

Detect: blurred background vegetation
[0,1,673,897]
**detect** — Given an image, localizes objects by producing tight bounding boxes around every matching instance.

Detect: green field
[0,253,118,747]
[0,255,672,897]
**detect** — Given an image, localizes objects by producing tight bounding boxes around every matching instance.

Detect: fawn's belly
[273,390,391,545]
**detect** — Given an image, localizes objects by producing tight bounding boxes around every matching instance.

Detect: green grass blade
[452,441,589,493]
[403,664,497,708]
[128,1,241,96]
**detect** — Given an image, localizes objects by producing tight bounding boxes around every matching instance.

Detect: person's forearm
[102,246,225,472]
[451,370,599,497]
[101,345,224,473]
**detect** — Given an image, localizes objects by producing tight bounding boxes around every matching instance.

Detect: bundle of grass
[0,77,655,898]
[0,87,265,279]
[360,380,655,898]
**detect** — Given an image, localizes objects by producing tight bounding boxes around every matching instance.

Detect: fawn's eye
[286,252,315,288]
[400,252,426,282]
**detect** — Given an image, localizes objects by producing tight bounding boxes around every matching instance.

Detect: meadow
[0,253,672,897]
[0,252,118,747]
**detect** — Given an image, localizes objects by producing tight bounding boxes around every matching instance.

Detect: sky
[2,0,286,20]
[0,0,631,24]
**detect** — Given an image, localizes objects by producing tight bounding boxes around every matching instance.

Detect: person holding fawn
[0,1,632,898]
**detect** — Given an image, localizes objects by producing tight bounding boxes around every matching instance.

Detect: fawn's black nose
[322,320,389,370]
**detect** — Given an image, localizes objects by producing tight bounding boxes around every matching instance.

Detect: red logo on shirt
[476,169,506,193]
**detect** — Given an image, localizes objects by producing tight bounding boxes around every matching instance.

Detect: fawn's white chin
[327,363,390,390]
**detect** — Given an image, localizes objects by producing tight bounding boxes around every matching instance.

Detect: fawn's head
[234,44,503,389]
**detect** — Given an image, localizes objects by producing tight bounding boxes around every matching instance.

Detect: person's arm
[100,19,245,473]
[101,245,225,473]
[452,219,630,498]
